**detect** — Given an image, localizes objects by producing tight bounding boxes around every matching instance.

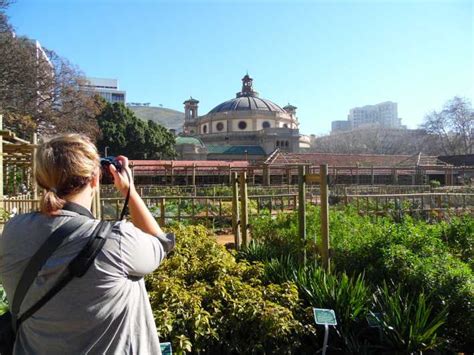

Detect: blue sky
[8,0,473,135]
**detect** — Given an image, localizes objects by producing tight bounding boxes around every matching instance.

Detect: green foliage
[96,102,176,159]
[372,282,447,352]
[329,209,474,350]
[247,206,474,351]
[441,215,474,268]
[146,225,313,354]
[248,207,320,262]
[0,284,9,315]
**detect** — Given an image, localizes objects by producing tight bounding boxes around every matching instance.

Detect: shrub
[0,285,8,315]
[146,225,312,354]
[247,206,474,352]
[372,282,448,352]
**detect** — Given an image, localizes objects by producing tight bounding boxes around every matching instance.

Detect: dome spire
[237,73,259,98]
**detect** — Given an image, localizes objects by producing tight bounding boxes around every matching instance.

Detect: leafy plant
[0,285,9,315]
[372,282,448,352]
[146,224,311,354]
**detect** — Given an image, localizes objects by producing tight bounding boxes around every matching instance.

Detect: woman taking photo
[0,134,174,354]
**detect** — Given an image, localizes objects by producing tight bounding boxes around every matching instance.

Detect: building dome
[183,74,300,150]
[209,96,286,114]
[175,136,205,147]
[208,74,286,114]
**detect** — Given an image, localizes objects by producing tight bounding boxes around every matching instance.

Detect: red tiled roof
[270,152,448,168]
[130,160,249,174]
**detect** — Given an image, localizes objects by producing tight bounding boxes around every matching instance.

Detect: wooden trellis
[0,114,38,200]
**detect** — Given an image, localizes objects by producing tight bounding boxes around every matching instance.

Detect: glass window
[202,125,207,133]
[262,121,270,129]
[216,122,224,131]
[238,121,247,130]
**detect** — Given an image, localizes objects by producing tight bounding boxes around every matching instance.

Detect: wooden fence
[100,193,301,225]
[344,193,474,216]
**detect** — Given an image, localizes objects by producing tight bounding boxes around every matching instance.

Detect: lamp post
[104,146,109,157]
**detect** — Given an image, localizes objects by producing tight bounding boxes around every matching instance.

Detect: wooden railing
[100,193,301,225]
[344,193,474,215]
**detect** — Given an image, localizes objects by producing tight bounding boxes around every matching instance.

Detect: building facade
[181,74,309,161]
[332,101,403,134]
[80,77,126,104]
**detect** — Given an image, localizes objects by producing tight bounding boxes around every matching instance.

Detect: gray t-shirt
[0,209,175,354]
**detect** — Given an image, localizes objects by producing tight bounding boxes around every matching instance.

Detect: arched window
[238,121,247,130]
[202,125,207,134]
[276,141,280,147]
[285,141,289,147]
[283,123,289,128]
[262,121,271,129]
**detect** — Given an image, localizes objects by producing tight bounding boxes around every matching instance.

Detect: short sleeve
[115,221,175,277]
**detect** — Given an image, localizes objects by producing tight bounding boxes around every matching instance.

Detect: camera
[100,157,122,183]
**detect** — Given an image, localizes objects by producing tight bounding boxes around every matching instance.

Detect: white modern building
[348,101,401,129]
[80,77,126,104]
[331,101,403,134]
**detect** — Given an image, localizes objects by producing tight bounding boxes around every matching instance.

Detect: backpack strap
[11,216,88,330]
[15,221,111,331]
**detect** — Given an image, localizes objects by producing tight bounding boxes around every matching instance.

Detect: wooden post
[231,172,241,248]
[239,172,249,247]
[392,168,398,185]
[298,165,306,264]
[320,164,330,272]
[92,187,101,219]
[356,164,360,185]
[263,165,270,186]
[160,198,166,226]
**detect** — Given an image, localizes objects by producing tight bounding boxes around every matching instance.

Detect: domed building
[182,74,309,161]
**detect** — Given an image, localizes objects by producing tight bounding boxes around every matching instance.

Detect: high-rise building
[331,101,403,134]
[80,77,126,104]
[348,101,401,129]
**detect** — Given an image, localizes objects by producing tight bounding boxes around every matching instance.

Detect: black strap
[16,221,111,328]
[11,216,87,328]
[119,170,132,220]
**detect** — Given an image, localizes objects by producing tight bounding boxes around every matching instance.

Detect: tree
[422,97,473,155]
[0,1,100,140]
[96,102,176,159]
[0,0,12,32]
[310,127,441,155]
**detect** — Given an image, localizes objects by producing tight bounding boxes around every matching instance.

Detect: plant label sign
[367,312,383,328]
[160,342,173,355]
[305,174,321,184]
[313,308,337,326]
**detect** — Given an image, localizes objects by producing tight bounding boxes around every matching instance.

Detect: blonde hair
[35,134,100,214]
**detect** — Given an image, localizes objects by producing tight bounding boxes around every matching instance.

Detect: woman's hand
[109,155,135,198]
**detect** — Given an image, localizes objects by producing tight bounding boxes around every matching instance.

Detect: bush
[0,285,8,315]
[372,282,448,352]
[146,225,314,354]
[246,206,474,352]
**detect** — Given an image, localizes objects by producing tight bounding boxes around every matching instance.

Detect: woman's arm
[109,156,164,237]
